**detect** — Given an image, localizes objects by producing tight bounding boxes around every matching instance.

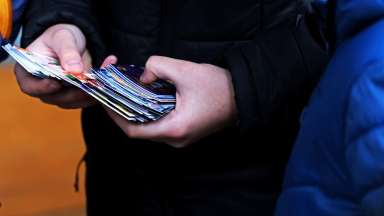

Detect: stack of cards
[2,43,176,123]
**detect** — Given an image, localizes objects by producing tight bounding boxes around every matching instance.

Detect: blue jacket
[276,1,384,215]
[0,0,27,61]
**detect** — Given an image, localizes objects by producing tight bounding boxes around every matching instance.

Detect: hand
[15,24,97,109]
[105,56,238,148]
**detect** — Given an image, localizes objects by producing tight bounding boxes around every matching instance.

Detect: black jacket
[21,0,328,215]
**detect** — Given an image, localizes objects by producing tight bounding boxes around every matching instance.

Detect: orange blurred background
[0,62,85,216]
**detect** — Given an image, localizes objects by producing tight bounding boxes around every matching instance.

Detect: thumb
[49,28,85,73]
[141,56,188,85]
[101,55,118,68]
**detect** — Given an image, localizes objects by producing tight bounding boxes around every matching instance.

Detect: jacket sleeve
[337,1,384,213]
[334,0,384,44]
[21,0,106,65]
[221,15,328,134]
[345,62,384,216]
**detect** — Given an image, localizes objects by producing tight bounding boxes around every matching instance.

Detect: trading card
[2,44,176,123]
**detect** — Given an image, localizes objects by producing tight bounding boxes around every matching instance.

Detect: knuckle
[123,127,136,138]
[145,56,159,69]
[168,125,188,141]
[51,28,76,43]
[18,84,31,95]
[52,28,71,37]
[19,82,42,97]
[179,61,196,73]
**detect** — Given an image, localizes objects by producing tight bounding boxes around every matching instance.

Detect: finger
[50,29,84,73]
[105,107,189,147]
[101,55,118,68]
[143,56,192,85]
[40,87,96,109]
[105,106,180,141]
[140,68,158,84]
[27,38,57,57]
[82,50,93,72]
[14,64,62,97]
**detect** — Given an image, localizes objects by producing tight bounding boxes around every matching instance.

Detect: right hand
[15,24,106,109]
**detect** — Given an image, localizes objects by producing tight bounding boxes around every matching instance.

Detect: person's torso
[82,0,324,198]
[92,0,303,65]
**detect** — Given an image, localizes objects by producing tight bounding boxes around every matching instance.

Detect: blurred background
[0,58,86,215]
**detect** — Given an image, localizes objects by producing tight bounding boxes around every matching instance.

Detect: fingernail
[140,75,149,83]
[65,61,83,72]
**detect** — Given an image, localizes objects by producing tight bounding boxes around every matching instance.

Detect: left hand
[105,56,238,148]
[15,24,98,109]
